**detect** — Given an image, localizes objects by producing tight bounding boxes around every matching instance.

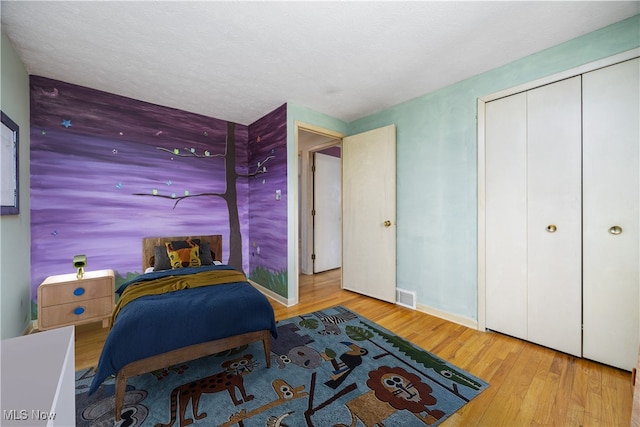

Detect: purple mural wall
[29,76,291,314]
[247,104,288,296]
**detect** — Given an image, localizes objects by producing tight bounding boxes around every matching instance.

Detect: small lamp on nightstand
[73,254,87,279]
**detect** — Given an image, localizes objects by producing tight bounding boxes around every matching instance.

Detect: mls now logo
[3,410,56,421]
[3,410,28,420]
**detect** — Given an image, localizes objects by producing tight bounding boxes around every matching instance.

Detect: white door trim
[477,48,640,332]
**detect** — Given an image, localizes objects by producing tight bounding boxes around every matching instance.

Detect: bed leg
[263,334,271,368]
[115,372,126,422]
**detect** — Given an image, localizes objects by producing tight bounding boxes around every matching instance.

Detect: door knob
[384,220,392,227]
[546,224,557,233]
[609,225,623,235]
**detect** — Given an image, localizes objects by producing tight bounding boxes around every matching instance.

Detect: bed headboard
[142,235,223,271]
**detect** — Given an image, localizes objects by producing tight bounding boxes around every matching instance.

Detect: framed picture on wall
[1,111,19,215]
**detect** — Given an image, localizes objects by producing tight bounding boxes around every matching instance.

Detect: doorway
[313,148,342,272]
[295,123,397,305]
[297,126,342,277]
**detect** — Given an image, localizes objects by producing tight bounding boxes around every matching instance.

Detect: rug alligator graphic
[355,321,483,391]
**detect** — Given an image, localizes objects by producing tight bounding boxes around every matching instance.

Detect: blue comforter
[89,265,277,394]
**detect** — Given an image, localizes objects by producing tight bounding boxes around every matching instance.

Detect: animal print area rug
[75,306,489,427]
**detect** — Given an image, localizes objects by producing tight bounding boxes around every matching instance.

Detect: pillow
[152,238,215,270]
[153,246,172,271]
[166,239,201,269]
[170,238,200,249]
[199,241,214,265]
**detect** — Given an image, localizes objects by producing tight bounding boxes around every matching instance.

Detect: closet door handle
[546,224,557,233]
[608,225,623,235]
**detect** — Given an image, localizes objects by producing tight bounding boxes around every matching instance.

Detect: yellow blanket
[111,269,247,327]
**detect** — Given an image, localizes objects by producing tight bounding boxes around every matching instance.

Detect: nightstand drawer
[39,277,112,306]
[40,296,113,329]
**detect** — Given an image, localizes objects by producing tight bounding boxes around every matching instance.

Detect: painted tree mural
[134,122,275,271]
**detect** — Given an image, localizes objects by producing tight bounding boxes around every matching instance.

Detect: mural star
[61,119,72,128]
[41,88,59,97]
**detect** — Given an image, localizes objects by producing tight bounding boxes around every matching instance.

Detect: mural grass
[249,266,288,298]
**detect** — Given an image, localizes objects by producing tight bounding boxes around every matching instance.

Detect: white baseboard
[416,303,479,330]
[248,280,294,307]
[248,279,482,325]
[23,320,38,335]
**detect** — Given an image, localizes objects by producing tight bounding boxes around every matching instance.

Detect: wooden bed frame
[113,235,272,422]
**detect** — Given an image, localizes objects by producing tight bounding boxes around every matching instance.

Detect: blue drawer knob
[73,307,85,315]
[73,287,85,296]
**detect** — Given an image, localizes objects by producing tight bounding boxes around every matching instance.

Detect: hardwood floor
[75,268,634,426]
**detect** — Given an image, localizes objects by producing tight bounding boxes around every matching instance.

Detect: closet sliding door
[583,58,639,370]
[485,77,582,356]
[485,93,528,340]
[526,77,582,356]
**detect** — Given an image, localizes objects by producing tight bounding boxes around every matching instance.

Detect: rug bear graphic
[155,354,256,427]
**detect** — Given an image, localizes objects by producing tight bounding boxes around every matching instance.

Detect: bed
[89,235,277,422]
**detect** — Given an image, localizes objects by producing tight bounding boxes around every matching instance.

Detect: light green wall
[348,15,640,322]
[1,32,32,339]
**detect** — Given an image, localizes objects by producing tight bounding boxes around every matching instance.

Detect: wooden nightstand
[37,269,115,331]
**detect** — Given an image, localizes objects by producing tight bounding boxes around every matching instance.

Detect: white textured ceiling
[1,1,639,125]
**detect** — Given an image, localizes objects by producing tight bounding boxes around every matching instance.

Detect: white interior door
[526,77,582,357]
[485,92,528,339]
[583,58,639,371]
[313,152,342,273]
[342,125,396,303]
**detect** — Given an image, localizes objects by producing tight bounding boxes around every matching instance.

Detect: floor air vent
[396,288,416,310]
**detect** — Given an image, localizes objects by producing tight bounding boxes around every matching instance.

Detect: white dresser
[0,326,75,426]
